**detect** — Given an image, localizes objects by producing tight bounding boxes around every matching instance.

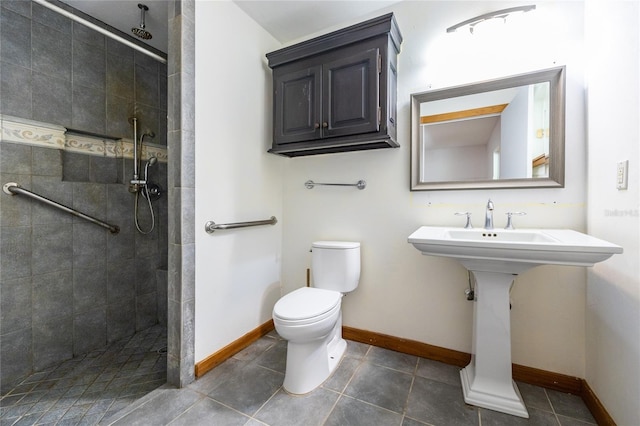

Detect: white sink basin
[408,226,622,273]
[407,226,623,418]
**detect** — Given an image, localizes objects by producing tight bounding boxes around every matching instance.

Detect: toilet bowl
[272,241,360,395]
[273,287,346,394]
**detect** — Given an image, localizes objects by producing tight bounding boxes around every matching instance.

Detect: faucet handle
[505,212,526,230]
[455,212,473,229]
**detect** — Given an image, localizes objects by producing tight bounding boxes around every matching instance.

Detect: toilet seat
[273,287,341,325]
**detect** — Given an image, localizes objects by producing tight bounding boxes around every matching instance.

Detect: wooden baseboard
[343,326,471,367]
[344,326,614,422]
[194,319,274,378]
[582,380,617,425]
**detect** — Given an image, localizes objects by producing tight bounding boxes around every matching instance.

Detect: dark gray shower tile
[33,315,73,371]
[366,346,419,374]
[157,270,168,326]
[134,50,159,74]
[1,0,31,18]
[32,223,73,275]
[107,257,136,302]
[107,224,135,261]
[31,175,73,225]
[547,390,596,423]
[33,270,73,323]
[106,37,134,61]
[32,146,63,177]
[107,299,136,343]
[62,151,90,182]
[135,220,159,257]
[0,328,33,391]
[106,94,134,139]
[73,39,106,90]
[324,395,404,426]
[0,61,32,118]
[344,361,413,414]
[1,226,32,280]
[415,357,462,387]
[1,6,31,68]
[135,64,159,107]
[255,388,339,426]
[106,53,134,100]
[72,182,106,219]
[406,376,478,426]
[207,363,283,416]
[131,103,159,139]
[136,255,159,295]
[72,21,105,49]
[171,396,249,426]
[32,71,72,126]
[74,308,107,355]
[0,142,31,175]
[73,266,107,314]
[0,277,32,334]
[0,173,32,227]
[32,21,71,81]
[136,291,158,330]
[32,1,71,35]
[72,84,106,134]
[73,222,107,269]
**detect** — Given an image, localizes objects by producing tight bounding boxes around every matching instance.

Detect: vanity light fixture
[446,5,536,34]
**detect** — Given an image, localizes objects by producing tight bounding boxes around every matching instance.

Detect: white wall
[585,1,640,424]
[281,1,589,377]
[193,1,283,362]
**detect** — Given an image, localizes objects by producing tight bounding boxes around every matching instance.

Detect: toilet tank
[311,241,360,293]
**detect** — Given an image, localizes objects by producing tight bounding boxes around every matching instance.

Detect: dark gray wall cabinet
[266,13,403,157]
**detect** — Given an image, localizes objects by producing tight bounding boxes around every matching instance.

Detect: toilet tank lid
[312,241,360,249]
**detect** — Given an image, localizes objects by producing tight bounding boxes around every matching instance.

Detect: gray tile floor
[0,325,166,425]
[104,331,597,426]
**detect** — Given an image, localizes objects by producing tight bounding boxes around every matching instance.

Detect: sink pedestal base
[460,270,529,418]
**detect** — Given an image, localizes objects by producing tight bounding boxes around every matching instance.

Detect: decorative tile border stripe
[1,115,167,163]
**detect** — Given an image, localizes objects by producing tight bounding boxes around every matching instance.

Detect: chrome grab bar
[3,182,120,234]
[305,179,366,190]
[205,216,277,234]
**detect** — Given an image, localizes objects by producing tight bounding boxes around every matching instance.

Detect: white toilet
[272,241,360,394]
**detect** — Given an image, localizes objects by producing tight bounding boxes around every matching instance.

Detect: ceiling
[60,0,402,54]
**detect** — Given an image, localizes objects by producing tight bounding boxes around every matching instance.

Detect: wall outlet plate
[617,160,629,190]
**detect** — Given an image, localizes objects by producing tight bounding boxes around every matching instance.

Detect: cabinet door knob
[314,123,320,129]
[322,122,328,128]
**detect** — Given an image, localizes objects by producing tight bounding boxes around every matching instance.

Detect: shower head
[132,3,152,40]
[147,157,158,167]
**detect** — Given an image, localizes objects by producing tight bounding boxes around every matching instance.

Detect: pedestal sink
[408,226,622,418]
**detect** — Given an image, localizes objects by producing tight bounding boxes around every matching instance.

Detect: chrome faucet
[484,199,494,230]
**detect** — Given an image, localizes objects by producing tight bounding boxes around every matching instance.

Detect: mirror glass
[411,67,565,190]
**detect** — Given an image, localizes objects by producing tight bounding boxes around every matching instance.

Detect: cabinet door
[322,48,380,139]
[273,65,322,144]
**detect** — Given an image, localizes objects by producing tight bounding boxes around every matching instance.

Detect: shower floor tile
[0,325,166,426]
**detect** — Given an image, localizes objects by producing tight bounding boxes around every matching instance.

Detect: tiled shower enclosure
[0,0,168,391]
